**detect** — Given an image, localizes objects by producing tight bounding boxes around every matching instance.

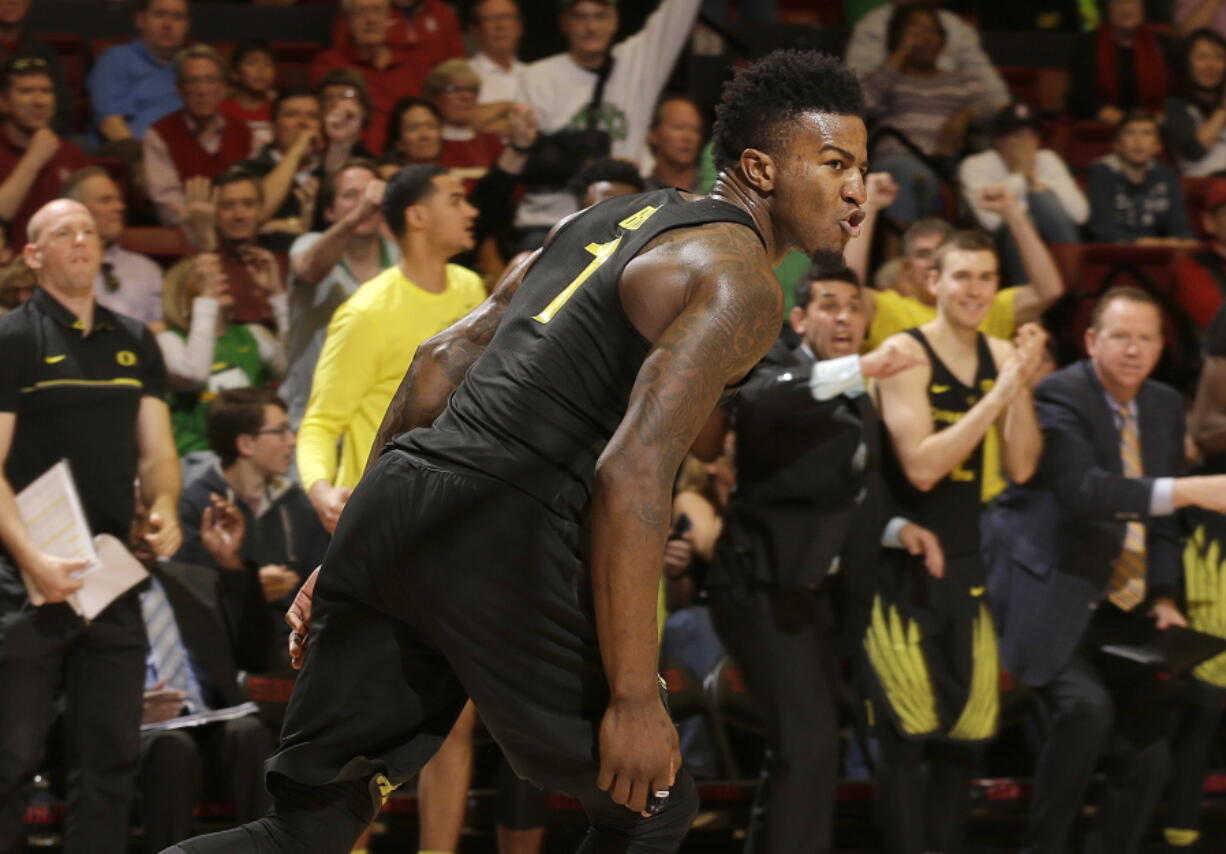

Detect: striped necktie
[1107,404,1147,611]
[140,578,207,714]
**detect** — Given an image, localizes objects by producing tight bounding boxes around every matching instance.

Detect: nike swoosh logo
[44,354,67,364]
[931,384,950,393]
[969,586,986,597]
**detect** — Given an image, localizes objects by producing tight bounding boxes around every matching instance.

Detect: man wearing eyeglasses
[0,55,89,252]
[176,387,328,615]
[144,45,257,227]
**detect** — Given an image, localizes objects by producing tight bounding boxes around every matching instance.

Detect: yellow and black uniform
[169,189,758,854]
[295,263,485,491]
[0,287,166,853]
[856,328,1000,854]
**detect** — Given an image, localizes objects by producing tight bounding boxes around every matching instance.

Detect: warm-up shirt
[295,263,484,490]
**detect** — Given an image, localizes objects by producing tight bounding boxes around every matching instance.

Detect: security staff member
[706,266,941,854]
[0,199,182,854]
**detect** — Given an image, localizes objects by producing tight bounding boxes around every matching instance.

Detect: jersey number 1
[532,238,621,324]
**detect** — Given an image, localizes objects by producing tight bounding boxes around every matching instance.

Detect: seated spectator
[644,93,703,193]
[0,0,74,136]
[62,166,164,326]
[145,45,258,226]
[959,101,1087,279]
[516,0,702,246]
[1165,28,1226,176]
[198,167,286,324]
[1088,110,1198,243]
[159,247,287,477]
[1173,177,1226,329]
[425,59,504,189]
[381,95,443,172]
[283,160,395,426]
[570,157,646,208]
[176,388,328,616]
[220,39,278,145]
[135,491,277,854]
[238,88,328,254]
[0,56,89,253]
[469,0,526,104]
[331,0,465,80]
[311,0,430,155]
[1175,0,1226,39]
[861,3,994,225]
[1069,0,1174,123]
[88,0,188,147]
[845,0,1009,107]
[317,68,380,168]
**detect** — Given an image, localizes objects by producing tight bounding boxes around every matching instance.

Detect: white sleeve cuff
[882,516,909,549]
[1150,477,1175,516]
[807,354,866,401]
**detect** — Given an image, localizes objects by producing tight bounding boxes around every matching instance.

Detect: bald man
[0,199,181,853]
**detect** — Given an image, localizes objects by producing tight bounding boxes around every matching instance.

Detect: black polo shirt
[0,288,167,552]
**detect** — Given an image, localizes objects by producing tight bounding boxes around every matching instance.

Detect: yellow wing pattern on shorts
[948,603,1000,742]
[863,595,940,737]
[1184,526,1226,687]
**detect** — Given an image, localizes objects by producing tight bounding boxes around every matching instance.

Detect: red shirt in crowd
[310,46,429,155]
[441,132,504,193]
[1173,250,1226,331]
[0,130,91,252]
[330,0,465,72]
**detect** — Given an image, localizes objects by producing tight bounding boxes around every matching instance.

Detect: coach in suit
[705,266,941,854]
[986,285,1226,854]
[136,497,278,853]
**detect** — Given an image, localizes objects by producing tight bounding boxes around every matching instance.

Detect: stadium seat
[118,226,192,267]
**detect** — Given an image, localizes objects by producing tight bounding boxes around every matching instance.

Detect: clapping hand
[200,493,245,570]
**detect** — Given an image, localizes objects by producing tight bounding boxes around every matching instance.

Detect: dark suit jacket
[985,359,1184,687]
[708,340,889,591]
[155,560,276,709]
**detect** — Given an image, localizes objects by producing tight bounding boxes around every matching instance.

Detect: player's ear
[789,304,806,335]
[739,148,776,194]
[22,241,42,271]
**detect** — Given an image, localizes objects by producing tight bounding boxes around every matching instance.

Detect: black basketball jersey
[396,188,760,519]
[884,328,998,558]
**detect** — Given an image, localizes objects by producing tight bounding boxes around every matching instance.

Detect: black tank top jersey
[883,328,998,558]
[396,188,760,519]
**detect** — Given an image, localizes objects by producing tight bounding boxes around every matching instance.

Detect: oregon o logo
[116,350,137,367]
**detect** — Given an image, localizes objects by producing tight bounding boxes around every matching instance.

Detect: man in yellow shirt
[859,183,1064,351]
[297,164,485,532]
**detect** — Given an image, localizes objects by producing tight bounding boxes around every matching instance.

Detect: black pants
[1023,650,1171,854]
[1164,679,1224,843]
[874,727,979,854]
[138,716,276,853]
[708,585,839,854]
[0,582,145,854]
[166,451,698,853]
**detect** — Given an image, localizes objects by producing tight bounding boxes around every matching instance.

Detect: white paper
[78,534,150,621]
[14,460,96,612]
[140,701,260,732]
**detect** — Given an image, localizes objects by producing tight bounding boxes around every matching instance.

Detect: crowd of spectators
[7,0,1226,852]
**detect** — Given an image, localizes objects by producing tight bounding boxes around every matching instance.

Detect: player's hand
[308,480,352,533]
[286,566,321,669]
[597,694,680,816]
[200,493,246,570]
[976,182,1017,215]
[259,564,299,601]
[898,522,944,579]
[860,339,924,380]
[1012,322,1049,381]
[142,681,187,725]
[865,172,900,211]
[22,551,88,603]
[145,509,182,558]
[1150,597,1189,630]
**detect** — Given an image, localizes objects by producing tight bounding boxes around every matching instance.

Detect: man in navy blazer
[986,285,1226,853]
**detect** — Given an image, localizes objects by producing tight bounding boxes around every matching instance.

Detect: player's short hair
[60,166,115,202]
[650,92,703,131]
[319,157,381,214]
[1090,285,1162,330]
[932,230,996,274]
[902,217,954,257]
[711,49,865,173]
[382,163,448,238]
[212,165,264,201]
[795,264,860,310]
[207,387,288,466]
[885,2,945,53]
[569,158,645,202]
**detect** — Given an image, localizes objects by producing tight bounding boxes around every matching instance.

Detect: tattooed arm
[363,249,538,472]
[590,224,782,813]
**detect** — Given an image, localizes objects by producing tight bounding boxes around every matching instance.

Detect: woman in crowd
[1166,27,1226,176]
[424,59,505,191]
[159,251,288,484]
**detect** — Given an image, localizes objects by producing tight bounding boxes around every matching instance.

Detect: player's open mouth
[839,210,865,239]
